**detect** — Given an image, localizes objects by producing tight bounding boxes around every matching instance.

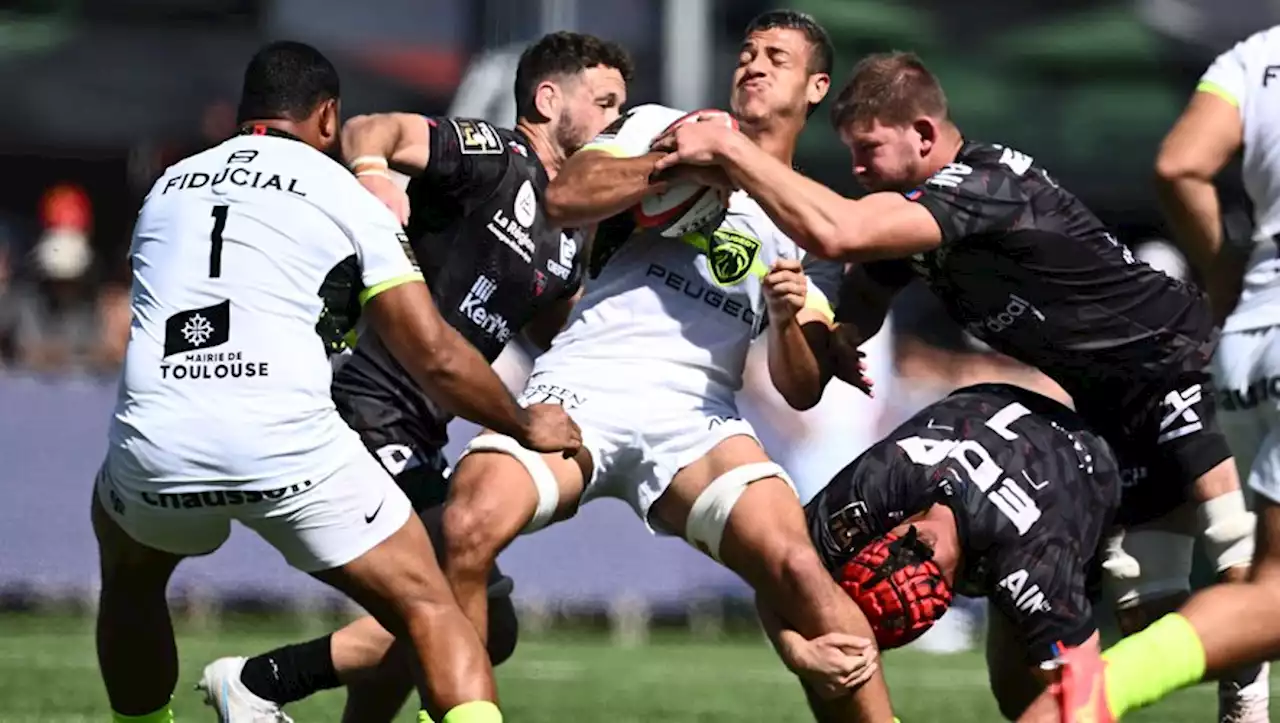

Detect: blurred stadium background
[1,0,1277,720]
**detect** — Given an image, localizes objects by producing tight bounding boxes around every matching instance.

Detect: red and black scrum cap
[837,526,953,650]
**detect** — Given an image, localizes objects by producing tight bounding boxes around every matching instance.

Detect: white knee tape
[686,462,792,562]
[1101,529,1195,609]
[459,435,559,534]
[1198,491,1256,572]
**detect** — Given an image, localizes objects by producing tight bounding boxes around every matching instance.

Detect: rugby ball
[633,109,737,238]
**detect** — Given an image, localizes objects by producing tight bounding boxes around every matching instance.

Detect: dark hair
[745,10,834,76]
[236,41,340,124]
[514,32,634,121]
[829,51,948,130]
[744,10,834,116]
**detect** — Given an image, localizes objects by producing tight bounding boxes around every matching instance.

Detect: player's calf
[92,482,187,722]
[442,433,588,644]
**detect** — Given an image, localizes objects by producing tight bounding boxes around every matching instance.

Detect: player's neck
[238,119,308,143]
[921,124,966,178]
[740,117,801,166]
[515,118,565,179]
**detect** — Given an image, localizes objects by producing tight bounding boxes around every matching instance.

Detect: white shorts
[497,370,768,530]
[95,446,412,573]
[1213,325,1280,503]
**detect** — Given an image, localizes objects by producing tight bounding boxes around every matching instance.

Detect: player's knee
[485,595,519,666]
[774,541,834,601]
[441,499,503,575]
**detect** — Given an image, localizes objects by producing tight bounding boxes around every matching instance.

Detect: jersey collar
[513,127,551,187]
[236,124,305,143]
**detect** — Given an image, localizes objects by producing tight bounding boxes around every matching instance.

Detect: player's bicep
[1155,91,1243,184]
[843,192,944,260]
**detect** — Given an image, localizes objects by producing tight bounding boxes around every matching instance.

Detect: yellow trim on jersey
[359,272,424,305]
[578,142,629,158]
[803,283,835,323]
[1196,80,1239,107]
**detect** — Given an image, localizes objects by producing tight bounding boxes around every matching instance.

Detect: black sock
[239,635,341,705]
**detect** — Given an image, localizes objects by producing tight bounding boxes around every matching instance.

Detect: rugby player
[437,10,903,721]
[95,41,581,723]
[765,381,1120,720]
[1016,25,1280,723]
[195,32,631,723]
[652,51,1261,719]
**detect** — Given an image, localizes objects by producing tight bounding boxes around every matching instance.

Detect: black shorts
[1084,371,1232,527]
[348,418,514,600]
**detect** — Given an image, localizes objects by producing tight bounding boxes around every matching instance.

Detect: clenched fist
[515,403,583,457]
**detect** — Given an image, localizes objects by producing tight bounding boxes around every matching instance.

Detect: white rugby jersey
[535,104,831,408]
[1201,26,1280,332]
[109,129,422,490]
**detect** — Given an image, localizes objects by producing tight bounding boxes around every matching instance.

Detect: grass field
[0,613,1246,722]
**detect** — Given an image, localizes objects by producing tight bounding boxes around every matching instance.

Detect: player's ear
[533,80,560,123]
[806,72,830,107]
[319,98,340,143]
[912,116,938,157]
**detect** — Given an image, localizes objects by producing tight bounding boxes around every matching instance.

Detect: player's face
[554,65,627,155]
[840,119,929,193]
[731,28,826,124]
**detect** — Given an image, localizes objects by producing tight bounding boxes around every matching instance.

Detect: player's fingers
[771,257,803,273]
[652,152,683,172]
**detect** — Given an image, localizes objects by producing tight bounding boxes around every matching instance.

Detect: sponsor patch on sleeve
[451,118,504,155]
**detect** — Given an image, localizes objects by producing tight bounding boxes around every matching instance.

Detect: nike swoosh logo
[365,499,385,524]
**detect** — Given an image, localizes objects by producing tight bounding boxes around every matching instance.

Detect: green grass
[0,613,1246,722]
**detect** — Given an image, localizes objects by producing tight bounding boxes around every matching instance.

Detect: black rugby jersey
[864,141,1215,422]
[333,117,582,452]
[806,383,1121,661]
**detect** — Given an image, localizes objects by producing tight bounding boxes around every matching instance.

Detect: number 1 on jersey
[209,205,228,278]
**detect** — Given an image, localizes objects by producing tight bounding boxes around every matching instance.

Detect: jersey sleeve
[418,116,512,200]
[1198,37,1251,111]
[323,172,424,303]
[989,537,1096,664]
[579,104,688,158]
[906,159,1029,247]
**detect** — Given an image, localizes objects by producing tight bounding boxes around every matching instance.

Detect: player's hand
[789,632,879,699]
[516,403,583,457]
[763,259,808,325]
[830,323,874,398]
[358,172,411,226]
[650,112,739,170]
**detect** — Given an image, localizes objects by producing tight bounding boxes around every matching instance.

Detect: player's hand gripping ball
[634,109,738,238]
[838,526,953,650]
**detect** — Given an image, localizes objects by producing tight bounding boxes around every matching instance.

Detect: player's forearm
[1155,175,1244,322]
[768,317,830,411]
[1156,174,1223,278]
[718,135,854,259]
[407,332,530,438]
[756,596,807,671]
[342,113,428,176]
[544,152,669,228]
